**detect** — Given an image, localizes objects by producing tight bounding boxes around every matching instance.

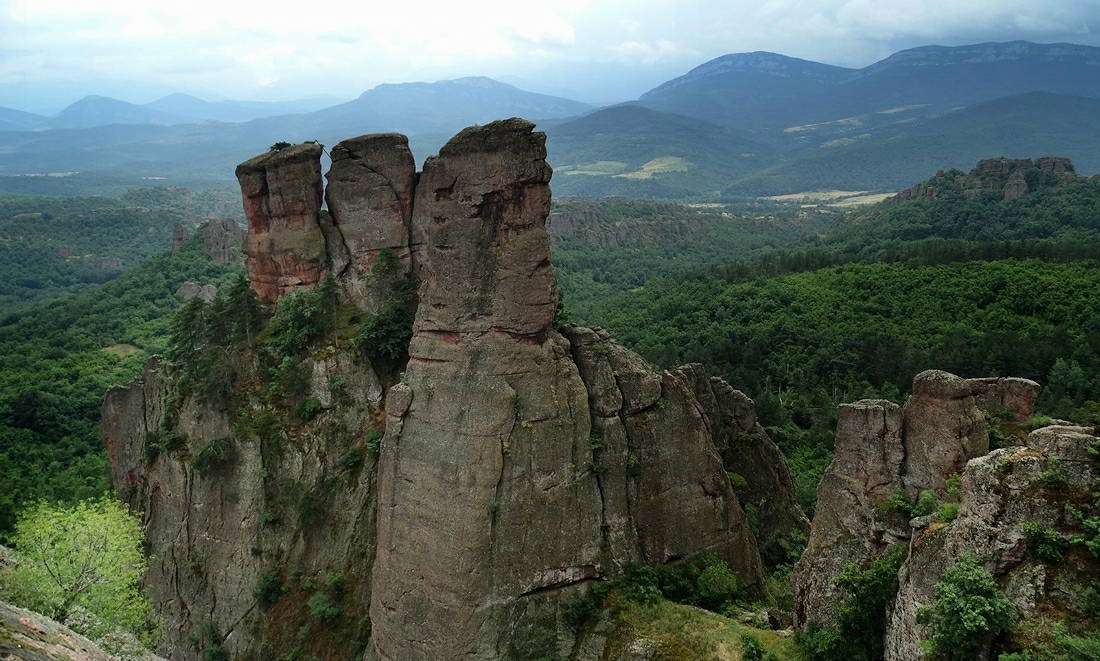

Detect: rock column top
[410,118,556,346]
[237,143,328,303]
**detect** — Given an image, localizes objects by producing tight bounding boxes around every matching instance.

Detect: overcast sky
[2,0,1099,113]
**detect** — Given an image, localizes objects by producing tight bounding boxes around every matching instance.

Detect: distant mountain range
[2,41,1099,197]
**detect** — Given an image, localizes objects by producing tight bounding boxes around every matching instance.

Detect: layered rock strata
[105,120,799,661]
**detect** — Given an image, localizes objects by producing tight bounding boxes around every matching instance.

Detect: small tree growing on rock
[0,495,153,641]
[917,552,1014,660]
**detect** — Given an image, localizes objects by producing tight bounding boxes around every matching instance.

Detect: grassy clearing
[606,598,800,661]
[615,157,692,180]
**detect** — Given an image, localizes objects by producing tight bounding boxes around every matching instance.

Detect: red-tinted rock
[236,143,327,303]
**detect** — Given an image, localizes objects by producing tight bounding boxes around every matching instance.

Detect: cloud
[1,0,1099,108]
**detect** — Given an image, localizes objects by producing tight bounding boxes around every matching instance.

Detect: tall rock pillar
[370,119,604,661]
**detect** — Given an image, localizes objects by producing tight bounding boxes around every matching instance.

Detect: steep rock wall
[105,119,801,661]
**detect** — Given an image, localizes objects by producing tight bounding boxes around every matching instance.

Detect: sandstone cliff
[103,120,804,661]
[793,369,1100,658]
[794,371,1041,627]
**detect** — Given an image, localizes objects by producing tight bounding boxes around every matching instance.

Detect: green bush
[254,571,283,608]
[337,445,363,471]
[695,558,742,613]
[938,502,960,523]
[268,277,338,358]
[298,397,323,421]
[797,545,906,661]
[1022,522,1069,563]
[741,633,766,661]
[917,552,1014,661]
[364,428,384,454]
[190,438,233,474]
[308,591,341,624]
[913,490,939,517]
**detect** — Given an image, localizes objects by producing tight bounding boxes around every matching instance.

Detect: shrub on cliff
[917,552,1013,660]
[797,545,906,661]
[0,495,154,642]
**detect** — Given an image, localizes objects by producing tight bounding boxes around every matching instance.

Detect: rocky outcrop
[902,370,988,494]
[106,120,798,661]
[1,600,120,661]
[892,156,1082,204]
[102,351,383,661]
[200,218,245,265]
[793,399,907,626]
[236,144,330,303]
[672,363,810,566]
[794,369,1026,627]
[172,223,189,253]
[174,280,217,302]
[967,376,1042,422]
[885,425,1100,660]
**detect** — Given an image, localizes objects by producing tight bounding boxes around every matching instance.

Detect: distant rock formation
[200,218,245,265]
[794,370,1041,627]
[174,279,217,302]
[893,156,1082,203]
[104,120,805,661]
[172,222,189,253]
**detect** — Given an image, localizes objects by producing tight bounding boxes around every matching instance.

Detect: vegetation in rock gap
[797,545,906,661]
[354,248,416,374]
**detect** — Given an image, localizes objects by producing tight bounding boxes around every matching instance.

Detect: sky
[2,0,1099,114]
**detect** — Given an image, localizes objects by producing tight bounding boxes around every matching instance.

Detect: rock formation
[236,143,330,303]
[794,370,1025,626]
[103,120,803,661]
[892,156,1082,203]
[1,599,139,661]
[885,424,1099,660]
[794,368,1099,659]
[172,222,189,253]
[200,218,245,265]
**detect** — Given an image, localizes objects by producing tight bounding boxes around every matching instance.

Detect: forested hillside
[559,162,1100,514]
[0,236,235,535]
[0,188,239,311]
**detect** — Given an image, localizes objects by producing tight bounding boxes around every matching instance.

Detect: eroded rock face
[967,376,1041,422]
[325,134,417,312]
[200,218,245,265]
[793,399,906,627]
[673,363,810,567]
[885,425,1100,660]
[102,352,383,661]
[370,119,603,661]
[236,144,329,302]
[903,370,988,494]
[107,121,799,661]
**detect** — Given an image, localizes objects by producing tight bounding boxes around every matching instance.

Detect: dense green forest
[0,189,240,311]
[550,198,834,320]
[0,236,235,536]
[559,170,1100,513]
